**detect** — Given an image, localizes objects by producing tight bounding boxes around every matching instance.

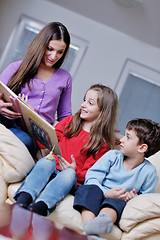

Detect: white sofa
[0,124,160,240]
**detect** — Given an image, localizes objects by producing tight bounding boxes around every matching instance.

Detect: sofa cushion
[47,194,83,232]
[147,151,160,193]
[0,124,35,183]
[121,219,160,240]
[0,175,7,204]
[7,182,22,202]
[119,193,160,232]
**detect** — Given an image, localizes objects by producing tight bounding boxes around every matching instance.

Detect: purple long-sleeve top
[0,60,72,123]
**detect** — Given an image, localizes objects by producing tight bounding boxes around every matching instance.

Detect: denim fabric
[0,114,17,128]
[14,157,77,214]
[10,128,37,158]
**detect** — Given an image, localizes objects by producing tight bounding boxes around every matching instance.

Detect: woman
[0,22,72,157]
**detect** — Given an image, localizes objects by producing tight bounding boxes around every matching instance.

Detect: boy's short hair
[126,118,160,158]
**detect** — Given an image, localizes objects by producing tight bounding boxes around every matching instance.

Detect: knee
[65,168,76,177]
[38,157,56,168]
[63,168,77,183]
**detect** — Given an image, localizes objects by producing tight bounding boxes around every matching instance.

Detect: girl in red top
[14,84,118,216]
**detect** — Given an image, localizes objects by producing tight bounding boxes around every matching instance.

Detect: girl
[14,84,118,216]
[0,22,72,157]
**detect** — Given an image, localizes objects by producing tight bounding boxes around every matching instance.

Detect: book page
[0,82,61,155]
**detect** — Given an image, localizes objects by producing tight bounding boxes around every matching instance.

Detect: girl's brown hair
[64,84,118,158]
[7,22,70,94]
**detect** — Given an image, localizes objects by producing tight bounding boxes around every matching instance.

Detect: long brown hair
[64,84,118,158]
[7,22,70,94]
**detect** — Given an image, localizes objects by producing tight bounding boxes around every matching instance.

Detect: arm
[55,121,110,183]
[56,75,72,121]
[55,115,73,141]
[84,150,115,194]
[125,162,158,201]
[0,62,22,119]
[76,143,109,183]
[56,141,109,183]
[0,61,20,85]
[138,166,158,194]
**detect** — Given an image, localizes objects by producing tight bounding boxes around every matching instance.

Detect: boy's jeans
[14,157,77,215]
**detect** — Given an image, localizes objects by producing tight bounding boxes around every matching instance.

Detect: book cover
[0,82,61,155]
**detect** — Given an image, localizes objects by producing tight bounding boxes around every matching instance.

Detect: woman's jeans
[0,114,37,158]
[14,157,77,215]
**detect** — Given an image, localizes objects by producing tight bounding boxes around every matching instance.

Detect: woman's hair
[126,118,160,158]
[7,22,70,94]
[64,84,118,158]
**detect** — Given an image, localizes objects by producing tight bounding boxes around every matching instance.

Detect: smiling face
[120,128,140,157]
[80,89,101,123]
[42,39,67,68]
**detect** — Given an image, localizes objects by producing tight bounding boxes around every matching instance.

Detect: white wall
[0,0,160,113]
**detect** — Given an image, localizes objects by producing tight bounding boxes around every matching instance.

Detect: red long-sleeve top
[54,116,110,185]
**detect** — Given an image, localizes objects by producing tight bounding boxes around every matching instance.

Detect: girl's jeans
[0,114,37,158]
[14,157,77,215]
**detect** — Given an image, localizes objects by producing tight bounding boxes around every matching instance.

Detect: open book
[0,82,61,155]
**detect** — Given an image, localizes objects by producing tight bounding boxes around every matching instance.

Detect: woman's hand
[0,93,21,119]
[57,155,76,171]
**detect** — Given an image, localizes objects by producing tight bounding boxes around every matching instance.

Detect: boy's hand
[105,187,127,199]
[125,188,137,202]
[57,155,76,170]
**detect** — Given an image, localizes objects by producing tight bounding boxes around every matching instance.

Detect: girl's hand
[57,155,76,171]
[0,93,21,119]
[125,189,137,202]
[18,93,34,110]
[105,187,127,200]
[18,93,28,103]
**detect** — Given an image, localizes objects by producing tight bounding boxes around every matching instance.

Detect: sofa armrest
[119,193,160,239]
[121,218,160,240]
[0,124,35,183]
[0,176,7,204]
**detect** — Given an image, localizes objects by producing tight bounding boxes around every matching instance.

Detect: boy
[73,118,160,238]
